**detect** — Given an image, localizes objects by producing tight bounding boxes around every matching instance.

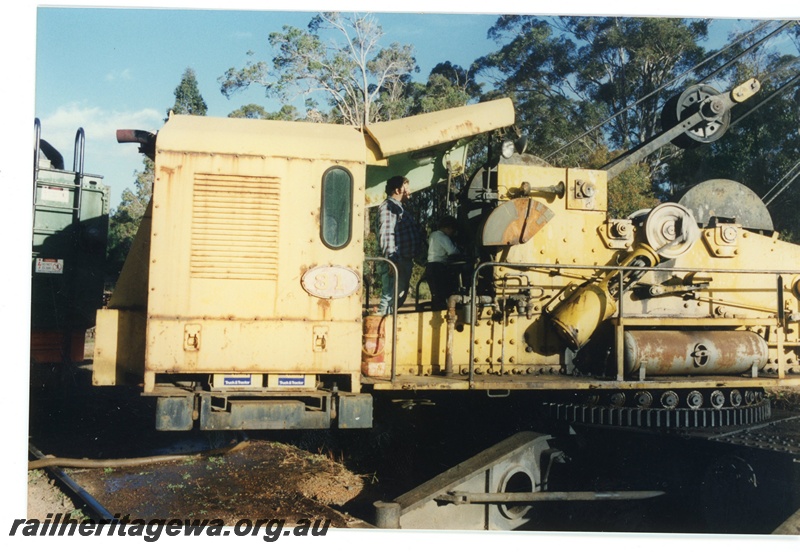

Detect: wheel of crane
[635,391,654,409]
[687,390,704,410]
[660,390,679,409]
[710,390,726,409]
[609,392,626,407]
[661,84,732,149]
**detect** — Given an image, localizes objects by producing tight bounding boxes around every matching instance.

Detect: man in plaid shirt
[376,175,425,314]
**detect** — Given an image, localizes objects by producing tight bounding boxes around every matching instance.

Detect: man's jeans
[377,257,413,315]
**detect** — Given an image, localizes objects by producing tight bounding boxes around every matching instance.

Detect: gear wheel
[545,392,771,429]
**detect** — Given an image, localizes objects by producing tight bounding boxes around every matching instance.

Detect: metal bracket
[702,224,740,258]
[312,326,328,352]
[598,219,634,250]
[183,324,201,351]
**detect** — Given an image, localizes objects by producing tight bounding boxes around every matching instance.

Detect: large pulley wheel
[643,202,700,259]
[661,84,731,149]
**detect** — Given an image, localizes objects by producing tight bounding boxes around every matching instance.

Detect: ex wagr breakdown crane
[96,78,800,432]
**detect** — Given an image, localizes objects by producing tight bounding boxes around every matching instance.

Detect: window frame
[319,166,354,250]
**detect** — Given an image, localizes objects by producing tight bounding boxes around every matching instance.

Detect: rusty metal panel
[155,396,194,431]
[145,318,362,375]
[482,198,554,246]
[337,394,373,429]
[565,167,607,211]
[199,396,331,430]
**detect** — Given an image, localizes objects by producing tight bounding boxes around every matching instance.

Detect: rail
[28,443,114,522]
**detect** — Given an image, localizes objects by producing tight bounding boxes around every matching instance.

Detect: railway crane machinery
[94,77,800,432]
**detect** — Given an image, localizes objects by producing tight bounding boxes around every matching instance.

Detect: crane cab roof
[157,97,515,166]
[156,114,367,162]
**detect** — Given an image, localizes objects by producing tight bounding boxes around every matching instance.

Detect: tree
[410,62,480,114]
[105,158,154,277]
[227,103,300,120]
[169,67,208,118]
[564,17,708,151]
[107,68,207,280]
[474,16,713,215]
[218,12,418,125]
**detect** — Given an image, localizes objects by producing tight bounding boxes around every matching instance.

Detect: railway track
[25,380,800,534]
[28,443,114,522]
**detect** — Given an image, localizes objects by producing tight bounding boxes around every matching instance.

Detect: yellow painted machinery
[95,78,800,431]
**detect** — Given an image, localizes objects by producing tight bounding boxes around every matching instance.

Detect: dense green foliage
[168,67,208,119]
[105,158,153,278]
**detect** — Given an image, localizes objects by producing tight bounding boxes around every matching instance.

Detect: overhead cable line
[764,161,800,206]
[702,20,797,82]
[542,19,781,162]
[730,70,800,129]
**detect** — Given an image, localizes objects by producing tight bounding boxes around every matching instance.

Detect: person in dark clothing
[376,175,425,314]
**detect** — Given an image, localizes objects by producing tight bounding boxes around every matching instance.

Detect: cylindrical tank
[623,330,768,376]
[549,283,617,351]
[549,244,659,351]
[361,315,387,377]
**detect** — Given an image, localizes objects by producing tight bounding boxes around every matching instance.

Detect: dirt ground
[27,336,374,527]
[28,440,372,527]
[26,335,800,533]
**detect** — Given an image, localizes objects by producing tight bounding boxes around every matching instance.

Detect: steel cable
[543,20,791,162]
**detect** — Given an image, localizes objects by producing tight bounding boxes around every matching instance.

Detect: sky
[32,8,505,207]
[22,4,799,211]
[3,1,800,549]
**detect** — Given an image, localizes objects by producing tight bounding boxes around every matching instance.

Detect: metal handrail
[33,119,41,228]
[364,257,399,383]
[468,260,795,387]
[361,257,796,385]
[72,128,85,221]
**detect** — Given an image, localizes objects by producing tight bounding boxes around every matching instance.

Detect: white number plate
[301,265,360,299]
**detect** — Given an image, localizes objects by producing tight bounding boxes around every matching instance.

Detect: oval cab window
[320,167,353,249]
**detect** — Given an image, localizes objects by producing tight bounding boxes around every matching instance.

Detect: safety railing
[468,261,798,386]
[364,256,400,383]
[363,256,800,386]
